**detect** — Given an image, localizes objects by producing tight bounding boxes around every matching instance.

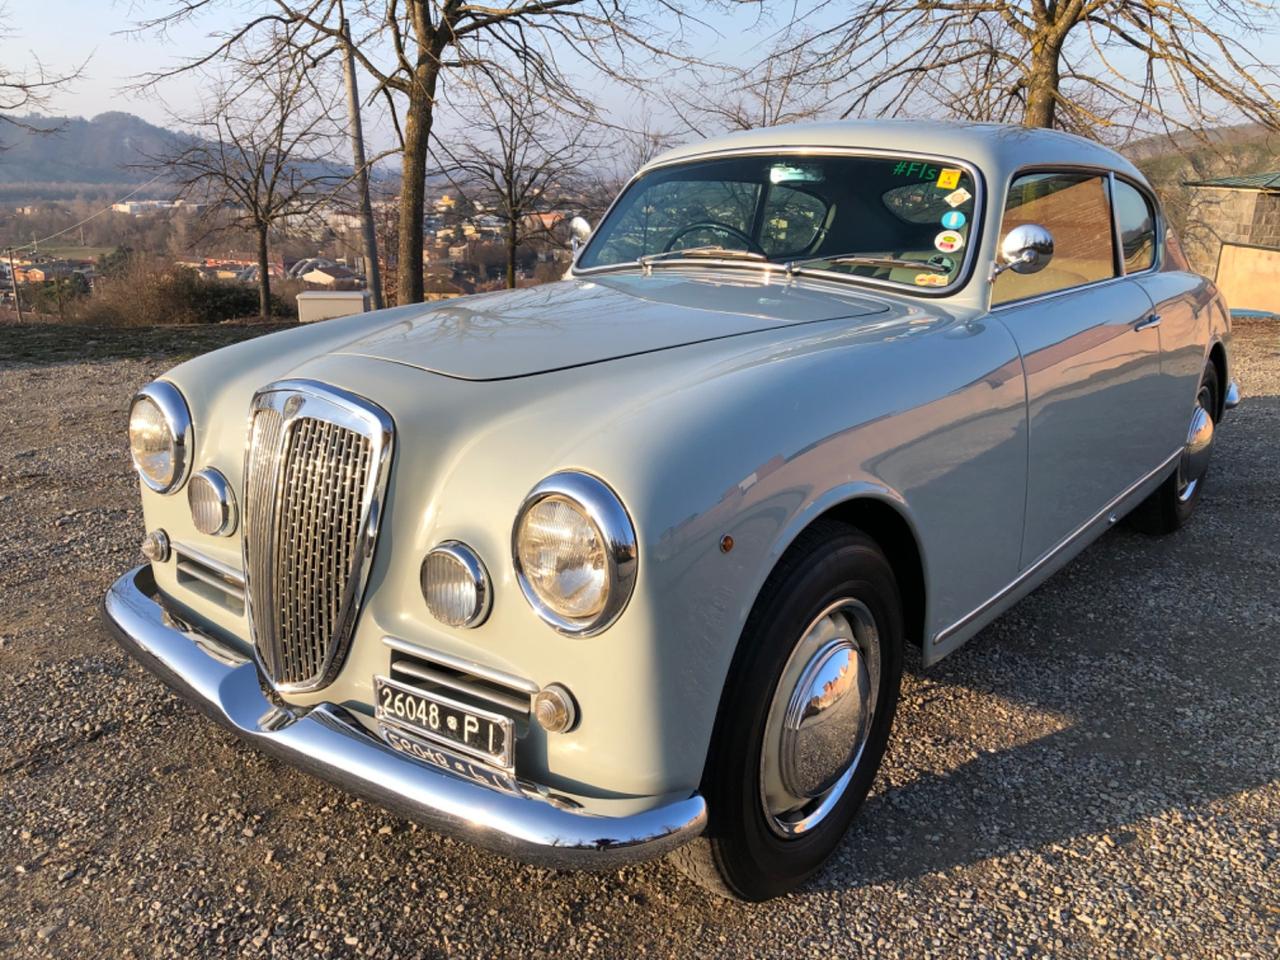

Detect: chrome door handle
[1134,313,1162,331]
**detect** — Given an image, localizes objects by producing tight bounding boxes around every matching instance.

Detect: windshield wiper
[785,254,951,276]
[638,246,767,272]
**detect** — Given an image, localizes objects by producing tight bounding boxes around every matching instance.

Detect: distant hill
[0,112,179,190]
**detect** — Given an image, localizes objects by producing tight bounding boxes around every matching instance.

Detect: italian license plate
[374,676,514,769]
[380,724,520,794]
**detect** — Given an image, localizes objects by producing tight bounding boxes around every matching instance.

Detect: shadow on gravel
[0,321,290,366]
[808,388,1280,895]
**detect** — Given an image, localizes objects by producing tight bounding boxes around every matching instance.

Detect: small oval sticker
[934,230,965,253]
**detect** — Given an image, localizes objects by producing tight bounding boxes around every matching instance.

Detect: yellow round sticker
[914,273,948,287]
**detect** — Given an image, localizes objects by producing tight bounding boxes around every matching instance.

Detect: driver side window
[992,172,1117,306]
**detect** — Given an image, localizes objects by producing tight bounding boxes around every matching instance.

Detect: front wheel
[670,521,904,900]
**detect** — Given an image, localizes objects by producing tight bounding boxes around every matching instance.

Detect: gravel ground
[1,319,1278,959]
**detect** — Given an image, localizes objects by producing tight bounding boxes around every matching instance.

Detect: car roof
[640,119,1147,187]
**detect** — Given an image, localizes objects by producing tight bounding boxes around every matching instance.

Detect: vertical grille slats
[243,383,390,692]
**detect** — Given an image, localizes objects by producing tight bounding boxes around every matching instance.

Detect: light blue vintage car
[105,120,1238,900]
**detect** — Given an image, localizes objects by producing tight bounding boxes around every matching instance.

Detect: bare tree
[435,83,595,288]
[669,37,832,136]
[770,1,1280,140]
[1,4,85,143]
[134,1,705,306]
[148,42,349,321]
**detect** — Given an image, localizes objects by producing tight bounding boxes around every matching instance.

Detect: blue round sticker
[941,210,967,229]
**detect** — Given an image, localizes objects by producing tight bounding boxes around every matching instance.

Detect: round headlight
[188,468,238,537]
[128,382,192,494]
[421,541,491,628]
[513,472,637,636]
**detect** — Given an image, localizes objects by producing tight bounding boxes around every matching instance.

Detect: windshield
[577,153,980,292]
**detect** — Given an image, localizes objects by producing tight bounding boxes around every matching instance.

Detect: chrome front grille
[243,381,394,692]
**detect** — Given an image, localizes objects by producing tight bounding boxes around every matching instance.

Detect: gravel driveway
[2,319,1277,959]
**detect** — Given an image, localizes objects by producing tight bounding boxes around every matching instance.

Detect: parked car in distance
[105,120,1239,901]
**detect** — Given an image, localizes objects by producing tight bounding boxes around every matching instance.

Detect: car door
[1112,177,1216,450]
[989,170,1167,568]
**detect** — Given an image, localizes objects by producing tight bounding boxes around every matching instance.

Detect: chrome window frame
[990,163,1164,312]
[571,145,988,300]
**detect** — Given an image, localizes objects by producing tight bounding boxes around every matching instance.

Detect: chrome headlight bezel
[421,540,493,628]
[512,471,638,637]
[187,467,238,537]
[128,381,193,494]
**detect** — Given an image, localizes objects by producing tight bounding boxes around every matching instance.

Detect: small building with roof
[1184,170,1280,314]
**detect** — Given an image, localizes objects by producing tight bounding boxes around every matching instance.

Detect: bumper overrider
[102,565,707,869]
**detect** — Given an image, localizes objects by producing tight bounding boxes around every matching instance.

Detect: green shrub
[75,258,296,326]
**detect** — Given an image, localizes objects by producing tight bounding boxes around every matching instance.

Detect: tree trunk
[506,219,517,289]
[341,19,383,310]
[396,59,441,305]
[1023,37,1062,129]
[256,225,271,322]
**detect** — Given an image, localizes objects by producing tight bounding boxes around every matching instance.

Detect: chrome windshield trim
[571,145,986,299]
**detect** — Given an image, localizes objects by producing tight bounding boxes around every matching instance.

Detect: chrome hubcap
[760,598,880,837]
[1177,385,1215,503]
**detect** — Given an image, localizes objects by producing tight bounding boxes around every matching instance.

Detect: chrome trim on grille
[381,635,540,696]
[242,380,394,694]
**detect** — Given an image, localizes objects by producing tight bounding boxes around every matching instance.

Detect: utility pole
[341,15,384,310]
[6,248,24,322]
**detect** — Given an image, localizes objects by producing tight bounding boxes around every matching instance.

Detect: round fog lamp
[188,468,238,536]
[421,542,491,628]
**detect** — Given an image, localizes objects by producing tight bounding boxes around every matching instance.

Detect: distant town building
[302,264,362,290]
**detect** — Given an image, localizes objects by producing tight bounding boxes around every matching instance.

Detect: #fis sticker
[940,210,966,229]
[914,272,949,287]
[934,230,965,254]
[944,187,972,208]
[936,168,963,190]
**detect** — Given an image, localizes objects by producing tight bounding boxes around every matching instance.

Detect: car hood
[333,272,891,380]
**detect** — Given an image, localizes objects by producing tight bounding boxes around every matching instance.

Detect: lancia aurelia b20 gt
[105,120,1237,900]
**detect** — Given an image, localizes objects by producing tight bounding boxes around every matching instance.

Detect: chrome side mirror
[993,223,1054,278]
[569,216,592,256]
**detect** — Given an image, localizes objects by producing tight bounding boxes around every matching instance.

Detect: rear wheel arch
[1208,340,1228,420]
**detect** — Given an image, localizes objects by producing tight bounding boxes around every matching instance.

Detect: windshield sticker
[891,161,940,180]
[940,210,967,229]
[936,168,963,190]
[914,272,949,287]
[770,163,825,184]
[944,187,972,208]
[934,230,965,253]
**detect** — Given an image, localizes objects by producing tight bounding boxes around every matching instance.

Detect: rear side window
[993,172,1117,305]
[1113,180,1156,273]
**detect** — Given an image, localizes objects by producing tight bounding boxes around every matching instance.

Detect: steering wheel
[663,221,766,255]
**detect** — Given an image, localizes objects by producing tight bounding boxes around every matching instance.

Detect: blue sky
[15,0,784,140]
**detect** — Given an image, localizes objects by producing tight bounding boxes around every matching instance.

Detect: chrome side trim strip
[103,566,706,869]
[381,636,541,696]
[933,449,1181,646]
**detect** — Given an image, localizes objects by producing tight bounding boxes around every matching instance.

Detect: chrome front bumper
[102,565,706,869]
